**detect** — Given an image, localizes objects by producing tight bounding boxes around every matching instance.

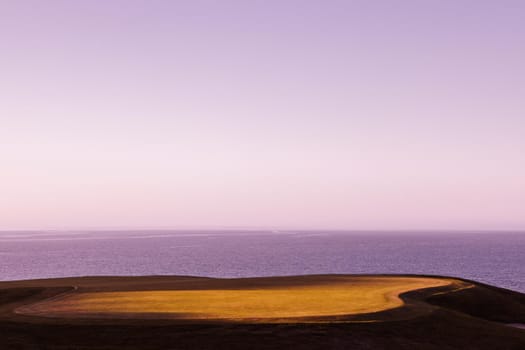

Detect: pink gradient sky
[1,1,524,230]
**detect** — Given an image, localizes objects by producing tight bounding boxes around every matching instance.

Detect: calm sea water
[0,231,524,293]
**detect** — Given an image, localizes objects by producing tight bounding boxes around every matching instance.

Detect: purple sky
[1,1,524,230]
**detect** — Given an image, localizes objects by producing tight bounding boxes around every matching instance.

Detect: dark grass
[1,275,525,350]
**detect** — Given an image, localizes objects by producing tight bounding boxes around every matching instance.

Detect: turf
[17,276,450,320]
[1,274,525,349]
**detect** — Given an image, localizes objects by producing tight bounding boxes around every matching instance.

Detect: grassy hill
[1,275,524,349]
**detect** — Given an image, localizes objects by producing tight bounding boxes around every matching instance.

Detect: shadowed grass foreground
[1,275,525,349]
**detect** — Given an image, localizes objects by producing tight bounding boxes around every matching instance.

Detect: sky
[0,0,524,231]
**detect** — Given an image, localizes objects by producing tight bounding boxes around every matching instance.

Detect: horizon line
[1,228,524,233]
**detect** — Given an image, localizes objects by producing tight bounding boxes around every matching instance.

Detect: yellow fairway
[19,276,451,320]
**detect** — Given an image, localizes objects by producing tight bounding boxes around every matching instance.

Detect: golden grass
[20,277,450,320]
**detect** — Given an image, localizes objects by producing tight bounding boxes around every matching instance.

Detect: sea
[0,230,524,293]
